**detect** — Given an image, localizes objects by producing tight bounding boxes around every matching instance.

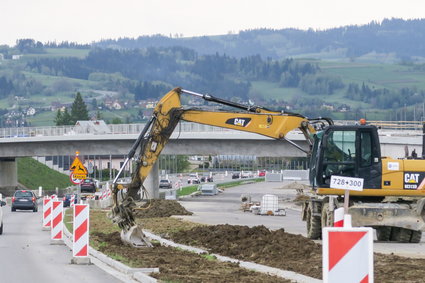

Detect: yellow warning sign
[69,156,88,175]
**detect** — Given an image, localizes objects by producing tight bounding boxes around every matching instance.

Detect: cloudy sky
[1,0,424,46]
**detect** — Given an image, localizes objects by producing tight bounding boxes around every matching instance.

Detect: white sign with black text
[330,175,364,191]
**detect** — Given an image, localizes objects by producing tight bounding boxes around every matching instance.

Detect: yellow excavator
[111,87,425,246]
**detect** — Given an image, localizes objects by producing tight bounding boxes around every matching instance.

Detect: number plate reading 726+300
[330,175,364,191]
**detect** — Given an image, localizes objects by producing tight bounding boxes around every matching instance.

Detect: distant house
[74,120,111,134]
[51,102,70,112]
[112,101,123,110]
[26,107,36,116]
[338,104,351,112]
[12,55,22,60]
[321,103,334,111]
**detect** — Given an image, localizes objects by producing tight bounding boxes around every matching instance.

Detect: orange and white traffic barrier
[42,197,52,231]
[50,200,64,244]
[72,204,91,264]
[323,227,374,283]
[333,207,344,227]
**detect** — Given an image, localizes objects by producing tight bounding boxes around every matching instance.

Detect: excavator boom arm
[111,87,332,246]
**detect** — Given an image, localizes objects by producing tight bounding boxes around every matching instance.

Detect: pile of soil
[133,199,193,218]
[170,224,322,278]
[92,202,425,282]
[91,231,292,283]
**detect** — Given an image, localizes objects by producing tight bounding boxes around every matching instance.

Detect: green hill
[17,157,72,190]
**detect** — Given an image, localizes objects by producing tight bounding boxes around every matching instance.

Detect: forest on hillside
[95,18,425,60]
[1,18,425,125]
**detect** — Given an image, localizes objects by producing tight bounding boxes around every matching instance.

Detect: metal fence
[0,120,423,139]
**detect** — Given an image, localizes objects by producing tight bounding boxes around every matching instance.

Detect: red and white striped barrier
[100,189,107,200]
[72,204,91,264]
[70,194,76,207]
[333,207,344,227]
[323,227,374,283]
[50,200,64,244]
[42,197,52,230]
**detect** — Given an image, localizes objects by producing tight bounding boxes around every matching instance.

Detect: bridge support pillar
[0,158,18,196]
[144,162,159,199]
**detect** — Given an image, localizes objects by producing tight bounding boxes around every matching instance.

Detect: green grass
[64,208,74,233]
[319,62,425,90]
[200,253,217,261]
[26,111,57,126]
[23,48,90,59]
[17,157,72,190]
[177,185,198,197]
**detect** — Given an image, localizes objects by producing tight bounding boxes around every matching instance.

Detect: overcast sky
[1,0,424,46]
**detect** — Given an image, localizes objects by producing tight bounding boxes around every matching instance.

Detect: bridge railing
[0,120,422,139]
[0,122,232,139]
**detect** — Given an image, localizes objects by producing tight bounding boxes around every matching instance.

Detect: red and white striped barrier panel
[70,194,76,207]
[42,197,52,230]
[333,207,344,227]
[50,200,64,242]
[323,227,374,283]
[101,189,107,200]
[73,204,90,257]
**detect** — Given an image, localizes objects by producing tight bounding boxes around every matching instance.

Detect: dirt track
[90,199,425,282]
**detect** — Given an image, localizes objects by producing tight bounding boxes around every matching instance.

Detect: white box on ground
[260,194,286,215]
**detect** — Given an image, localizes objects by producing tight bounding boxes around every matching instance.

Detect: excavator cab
[310,124,382,190]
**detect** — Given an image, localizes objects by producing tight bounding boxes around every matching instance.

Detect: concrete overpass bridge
[0,122,423,195]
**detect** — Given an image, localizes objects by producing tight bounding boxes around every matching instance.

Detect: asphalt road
[0,203,123,283]
[178,180,425,259]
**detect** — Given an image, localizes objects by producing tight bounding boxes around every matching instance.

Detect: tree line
[25,47,326,100]
[95,18,425,60]
[345,82,425,109]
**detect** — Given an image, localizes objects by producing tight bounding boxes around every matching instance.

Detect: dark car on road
[159,179,173,189]
[200,173,213,182]
[11,190,38,212]
[63,194,78,207]
[80,178,96,193]
[232,172,240,179]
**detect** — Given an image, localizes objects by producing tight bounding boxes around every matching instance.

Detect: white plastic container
[260,194,279,215]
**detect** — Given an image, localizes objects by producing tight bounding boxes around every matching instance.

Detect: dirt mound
[133,199,193,218]
[91,210,425,282]
[170,224,322,278]
[91,230,292,283]
[280,181,310,191]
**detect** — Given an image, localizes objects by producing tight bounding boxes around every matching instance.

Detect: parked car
[241,171,253,178]
[80,178,96,193]
[200,173,213,182]
[258,170,266,177]
[159,179,173,189]
[198,184,218,196]
[11,190,38,212]
[0,194,5,235]
[188,173,200,184]
[63,194,78,207]
[232,172,241,179]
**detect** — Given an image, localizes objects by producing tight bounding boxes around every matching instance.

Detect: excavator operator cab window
[360,131,372,167]
[321,130,356,184]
